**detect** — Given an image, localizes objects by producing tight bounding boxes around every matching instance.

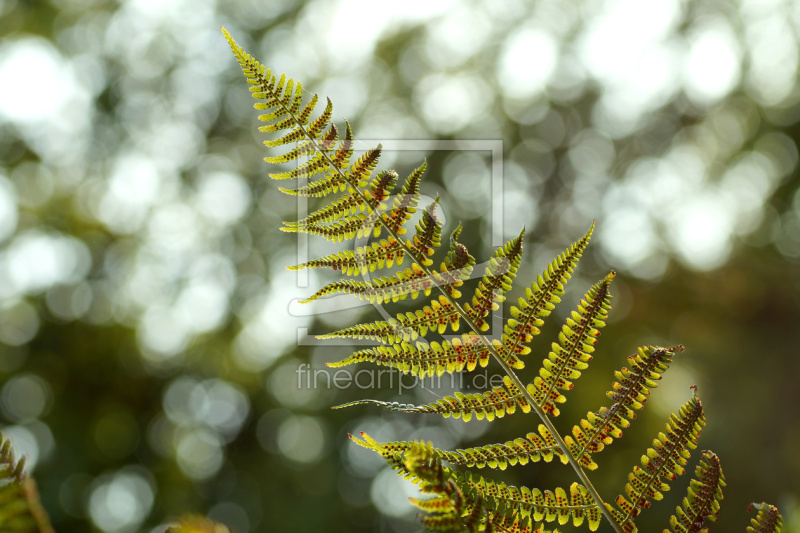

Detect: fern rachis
[223,27,783,533]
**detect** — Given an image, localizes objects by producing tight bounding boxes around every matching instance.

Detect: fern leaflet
[0,433,54,533]
[608,390,705,532]
[747,502,783,533]
[497,223,593,363]
[666,450,725,533]
[166,515,232,533]
[352,427,569,471]
[336,375,535,422]
[566,345,683,469]
[529,269,614,416]
[328,333,490,378]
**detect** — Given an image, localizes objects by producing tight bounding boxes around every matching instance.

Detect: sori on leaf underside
[222,26,783,533]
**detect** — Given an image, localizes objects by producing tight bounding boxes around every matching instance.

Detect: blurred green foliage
[0,0,798,531]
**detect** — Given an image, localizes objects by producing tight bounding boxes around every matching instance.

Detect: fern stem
[234,44,624,533]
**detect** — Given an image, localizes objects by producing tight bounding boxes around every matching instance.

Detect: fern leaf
[285,213,378,242]
[268,151,330,180]
[281,188,368,228]
[440,224,476,298]
[566,345,682,469]
[0,439,25,484]
[747,502,783,533]
[344,144,382,187]
[334,375,535,421]
[665,450,725,533]
[464,230,525,335]
[264,138,317,164]
[611,391,705,531]
[300,94,328,133]
[401,441,473,532]
[320,293,463,343]
[327,333,492,377]
[382,163,425,235]
[497,223,594,364]
[302,263,427,303]
[0,433,54,533]
[366,168,399,208]
[354,426,569,471]
[457,472,600,531]
[530,271,614,417]
[330,119,355,168]
[166,515,231,533]
[289,236,405,275]
[408,197,442,265]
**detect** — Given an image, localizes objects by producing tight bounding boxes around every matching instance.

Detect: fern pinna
[0,433,54,533]
[223,28,783,533]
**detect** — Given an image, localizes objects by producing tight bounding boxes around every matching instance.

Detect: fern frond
[289,236,405,275]
[346,144,382,187]
[464,230,525,334]
[400,441,519,533]
[408,197,442,264]
[441,224,476,297]
[166,515,231,533]
[0,439,25,484]
[566,345,682,469]
[382,163,425,235]
[303,263,428,303]
[223,28,789,533]
[609,391,705,531]
[747,502,783,533]
[497,224,594,364]
[321,293,462,343]
[529,271,614,417]
[665,450,725,533]
[327,333,491,377]
[353,426,569,471]
[285,186,366,229]
[457,472,601,531]
[334,375,534,421]
[268,150,330,179]
[293,212,387,242]
[0,433,54,533]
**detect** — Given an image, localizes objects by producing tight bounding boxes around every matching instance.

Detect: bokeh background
[1,0,799,531]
